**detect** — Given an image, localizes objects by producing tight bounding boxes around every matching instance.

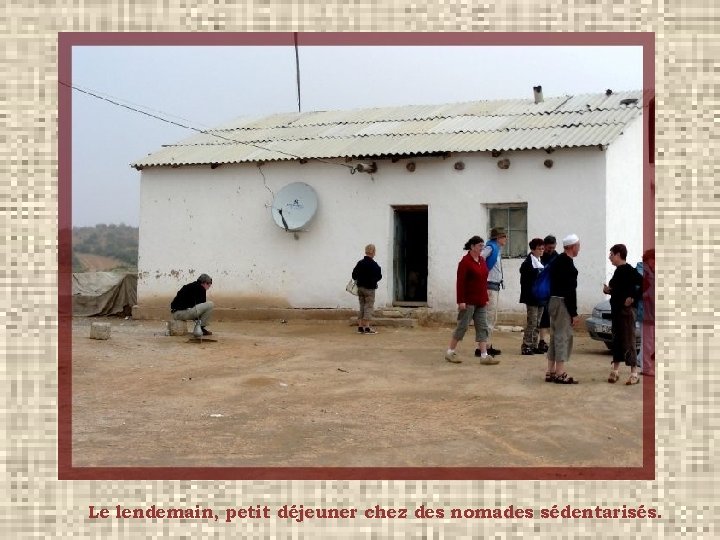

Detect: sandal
[545,371,555,383]
[553,372,578,384]
[608,371,619,384]
[626,374,640,385]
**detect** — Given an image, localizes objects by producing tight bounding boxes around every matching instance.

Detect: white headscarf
[530,254,544,269]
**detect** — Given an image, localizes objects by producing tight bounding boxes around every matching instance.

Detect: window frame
[486,203,528,259]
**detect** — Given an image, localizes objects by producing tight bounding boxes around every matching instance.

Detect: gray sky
[71,45,643,227]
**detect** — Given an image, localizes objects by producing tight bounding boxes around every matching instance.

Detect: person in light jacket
[481,227,507,356]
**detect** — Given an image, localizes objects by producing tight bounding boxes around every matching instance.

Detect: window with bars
[487,204,528,258]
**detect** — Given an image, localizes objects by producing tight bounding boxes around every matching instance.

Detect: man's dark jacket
[171,281,207,312]
[549,252,578,317]
[352,256,382,289]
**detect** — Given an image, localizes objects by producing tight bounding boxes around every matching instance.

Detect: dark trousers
[612,306,637,367]
[538,302,550,330]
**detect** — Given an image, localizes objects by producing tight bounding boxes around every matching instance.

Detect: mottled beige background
[2,0,717,537]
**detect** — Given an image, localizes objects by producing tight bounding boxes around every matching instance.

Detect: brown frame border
[58,31,655,480]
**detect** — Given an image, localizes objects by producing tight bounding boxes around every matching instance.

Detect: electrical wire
[60,80,356,172]
[71,83,214,130]
[257,162,275,207]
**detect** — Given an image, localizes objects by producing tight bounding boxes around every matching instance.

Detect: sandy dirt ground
[72,318,645,468]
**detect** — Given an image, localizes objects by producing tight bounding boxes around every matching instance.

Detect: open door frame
[392,205,428,306]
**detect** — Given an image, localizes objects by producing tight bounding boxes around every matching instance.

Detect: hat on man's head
[490,227,507,239]
[562,234,580,247]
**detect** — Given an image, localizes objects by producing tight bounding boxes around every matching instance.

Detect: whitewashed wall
[137,144,638,314]
[605,115,644,281]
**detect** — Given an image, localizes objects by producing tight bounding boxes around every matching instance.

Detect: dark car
[585,299,641,351]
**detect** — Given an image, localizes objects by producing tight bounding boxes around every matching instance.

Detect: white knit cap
[562,234,579,247]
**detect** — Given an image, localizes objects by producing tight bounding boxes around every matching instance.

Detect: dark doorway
[393,206,428,305]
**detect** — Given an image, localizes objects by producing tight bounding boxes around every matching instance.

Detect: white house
[131,89,646,321]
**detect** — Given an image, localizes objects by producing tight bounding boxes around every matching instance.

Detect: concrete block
[167,319,188,336]
[90,322,111,340]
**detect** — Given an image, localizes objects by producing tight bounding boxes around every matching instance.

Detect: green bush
[73,224,139,269]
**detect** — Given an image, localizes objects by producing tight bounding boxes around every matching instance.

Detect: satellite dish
[271,182,318,232]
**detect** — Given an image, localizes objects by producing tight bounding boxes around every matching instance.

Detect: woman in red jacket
[444,236,499,365]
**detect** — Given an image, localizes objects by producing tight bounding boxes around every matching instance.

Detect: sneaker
[487,346,502,356]
[364,327,378,334]
[521,346,534,355]
[445,351,461,363]
[201,327,212,336]
[533,347,546,354]
[536,340,549,353]
[357,326,365,334]
[479,356,500,365]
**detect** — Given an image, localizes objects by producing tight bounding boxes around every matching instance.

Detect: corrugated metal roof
[133,91,645,168]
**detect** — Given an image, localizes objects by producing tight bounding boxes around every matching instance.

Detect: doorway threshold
[392,301,428,308]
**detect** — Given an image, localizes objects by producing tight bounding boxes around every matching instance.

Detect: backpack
[634,262,644,319]
[531,257,555,304]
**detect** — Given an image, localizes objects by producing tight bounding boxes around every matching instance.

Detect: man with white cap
[545,234,581,384]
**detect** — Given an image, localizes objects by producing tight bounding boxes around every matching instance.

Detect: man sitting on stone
[170,274,214,335]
